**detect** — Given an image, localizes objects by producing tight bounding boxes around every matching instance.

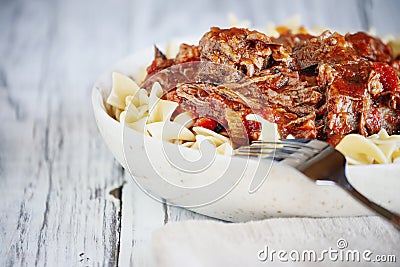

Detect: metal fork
[235,139,400,229]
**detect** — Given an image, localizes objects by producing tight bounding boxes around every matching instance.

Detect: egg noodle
[336,130,400,165]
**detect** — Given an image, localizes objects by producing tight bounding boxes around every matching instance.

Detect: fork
[235,139,400,229]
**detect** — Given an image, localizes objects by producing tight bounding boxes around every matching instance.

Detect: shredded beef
[199,27,293,76]
[144,27,400,146]
[345,32,393,62]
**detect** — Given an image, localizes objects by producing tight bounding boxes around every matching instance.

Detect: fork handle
[339,181,400,229]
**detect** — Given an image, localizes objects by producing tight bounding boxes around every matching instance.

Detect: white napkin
[151,217,400,267]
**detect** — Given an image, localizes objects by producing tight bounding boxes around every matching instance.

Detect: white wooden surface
[0,0,399,266]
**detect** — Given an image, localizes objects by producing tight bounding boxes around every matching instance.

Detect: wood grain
[0,0,399,266]
[0,0,129,265]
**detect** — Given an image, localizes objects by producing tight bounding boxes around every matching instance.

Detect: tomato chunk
[373,62,399,92]
[194,118,218,130]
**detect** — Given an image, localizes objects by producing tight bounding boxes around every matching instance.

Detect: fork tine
[237,146,314,157]
[234,139,332,167]
[252,139,310,144]
[251,140,320,152]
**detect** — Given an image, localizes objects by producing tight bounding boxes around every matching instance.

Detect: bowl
[92,44,400,222]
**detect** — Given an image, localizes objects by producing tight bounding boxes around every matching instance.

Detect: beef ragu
[144,27,400,146]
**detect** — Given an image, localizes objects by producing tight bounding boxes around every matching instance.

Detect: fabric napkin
[151,217,400,267]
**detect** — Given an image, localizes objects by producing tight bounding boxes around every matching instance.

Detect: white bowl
[92,46,400,222]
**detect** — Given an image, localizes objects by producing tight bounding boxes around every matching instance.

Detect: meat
[291,31,393,70]
[144,27,400,146]
[274,31,314,52]
[146,46,174,77]
[318,60,400,145]
[320,61,372,143]
[199,27,293,77]
[175,43,201,64]
[345,32,393,62]
[251,66,322,116]
[292,31,360,70]
[146,44,200,77]
[166,82,272,145]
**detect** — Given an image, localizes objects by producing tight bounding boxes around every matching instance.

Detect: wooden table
[1,0,399,266]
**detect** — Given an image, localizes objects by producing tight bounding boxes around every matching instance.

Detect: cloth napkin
[151,217,400,267]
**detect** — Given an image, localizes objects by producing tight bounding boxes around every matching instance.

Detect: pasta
[336,129,400,165]
[246,114,280,142]
[107,72,235,154]
[107,72,140,110]
[191,127,233,156]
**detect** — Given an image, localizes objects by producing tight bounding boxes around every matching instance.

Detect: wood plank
[0,0,132,265]
[118,178,165,267]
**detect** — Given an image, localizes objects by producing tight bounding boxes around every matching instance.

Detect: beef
[146,44,200,77]
[320,61,372,144]
[292,31,360,70]
[318,60,400,145]
[199,27,293,77]
[292,31,393,70]
[274,31,315,52]
[146,46,175,77]
[175,43,201,64]
[166,82,271,145]
[345,32,393,62]
[144,27,400,146]
[251,66,322,116]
